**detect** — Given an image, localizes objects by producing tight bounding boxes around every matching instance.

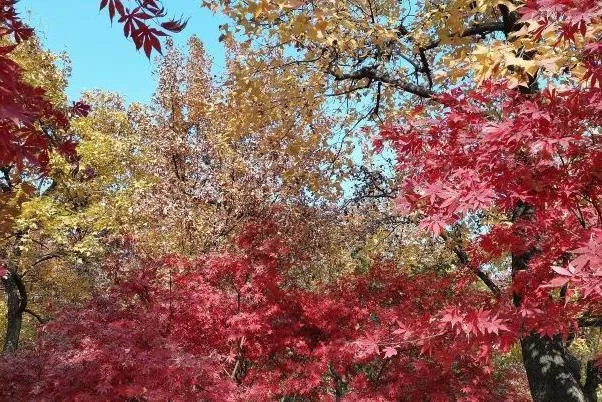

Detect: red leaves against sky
[375,0,602,348]
[521,0,602,44]
[0,222,527,401]
[99,0,187,58]
[0,0,83,172]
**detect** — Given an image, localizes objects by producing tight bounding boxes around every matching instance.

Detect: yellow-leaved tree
[0,35,151,352]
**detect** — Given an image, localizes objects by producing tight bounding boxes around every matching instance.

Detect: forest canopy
[0,0,601,401]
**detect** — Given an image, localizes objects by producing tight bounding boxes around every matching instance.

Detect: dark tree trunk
[2,271,26,354]
[513,245,600,401]
[521,334,589,402]
[584,360,602,402]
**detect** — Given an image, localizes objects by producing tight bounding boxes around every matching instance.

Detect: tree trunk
[2,271,26,354]
[513,247,600,401]
[520,333,593,402]
[584,360,602,402]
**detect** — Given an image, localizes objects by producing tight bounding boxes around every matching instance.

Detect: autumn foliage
[99,0,187,57]
[0,0,84,172]
[0,0,601,400]
[0,221,529,400]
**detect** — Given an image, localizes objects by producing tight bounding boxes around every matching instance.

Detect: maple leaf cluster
[0,0,85,171]
[0,220,527,401]
[99,0,187,57]
[379,75,602,316]
[522,0,602,44]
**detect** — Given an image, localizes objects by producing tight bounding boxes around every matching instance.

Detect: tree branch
[33,252,63,267]
[452,244,501,296]
[578,315,602,328]
[327,65,435,98]
[372,81,382,117]
[439,232,502,296]
[423,21,506,50]
[497,4,520,36]
[24,308,47,324]
[418,48,433,88]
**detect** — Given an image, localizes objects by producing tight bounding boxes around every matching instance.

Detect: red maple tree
[374,2,602,399]
[0,221,529,400]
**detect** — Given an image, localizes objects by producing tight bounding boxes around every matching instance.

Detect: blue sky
[18,0,226,104]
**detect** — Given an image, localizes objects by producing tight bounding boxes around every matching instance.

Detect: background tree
[0,220,530,401]
[0,87,152,353]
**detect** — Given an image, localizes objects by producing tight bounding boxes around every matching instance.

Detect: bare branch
[24,309,47,324]
[33,252,63,267]
[423,21,506,50]
[372,81,382,118]
[439,232,502,296]
[418,48,433,89]
[327,65,435,98]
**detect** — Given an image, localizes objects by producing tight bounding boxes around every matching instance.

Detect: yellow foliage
[10,35,70,107]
